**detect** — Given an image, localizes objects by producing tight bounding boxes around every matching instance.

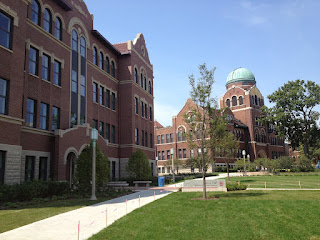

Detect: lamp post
[171,148,175,183]
[91,128,98,200]
[242,150,246,176]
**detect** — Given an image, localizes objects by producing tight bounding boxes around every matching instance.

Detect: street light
[171,148,175,183]
[242,150,246,176]
[90,128,98,200]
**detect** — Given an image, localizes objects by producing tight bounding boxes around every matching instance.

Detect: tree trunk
[202,169,206,199]
[227,162,230,182]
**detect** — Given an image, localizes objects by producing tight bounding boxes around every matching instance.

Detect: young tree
[261,80,320,159]
[127,150,151,180]
[183,63,217,199]
[278,156,294,171]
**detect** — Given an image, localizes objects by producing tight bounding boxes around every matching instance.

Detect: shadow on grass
[213,191,267,199]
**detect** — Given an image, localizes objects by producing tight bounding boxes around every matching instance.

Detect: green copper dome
[226,68,256,86]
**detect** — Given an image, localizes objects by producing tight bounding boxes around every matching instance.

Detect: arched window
[134,68,138,84]
[80,37,86,58]
[72,30,78,52]
[148,81,152,94]
[226,99,230,107]
[93,47,97,65]
[239,96,243,105]
[43,9,52,33]
[111,61,115,77]
[106,57,110,74]
[255,95,258,105]
[99,52,104,70]
[140,73,143,88]
[31,0,40,25]
[258,98,261,106]
[251,96,254,105]
[54,17,62,40]
[232,96,237,106]
[144,77,147,90]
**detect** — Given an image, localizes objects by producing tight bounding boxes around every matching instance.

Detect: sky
[85,0,320,127]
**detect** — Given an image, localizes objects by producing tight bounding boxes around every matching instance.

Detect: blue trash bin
[158,177,165,187]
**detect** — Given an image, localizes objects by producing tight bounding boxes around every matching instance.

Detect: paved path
[0,189,174,240]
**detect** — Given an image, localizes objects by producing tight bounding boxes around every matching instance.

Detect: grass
[228,174,320,189]
[90,191,320,240]
[0,191,130,234]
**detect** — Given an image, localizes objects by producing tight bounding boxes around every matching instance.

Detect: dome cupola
[226,68,256,87]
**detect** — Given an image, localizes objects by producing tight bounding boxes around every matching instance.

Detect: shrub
[74,142,110,193]
[127,150,151,180]
[227,182,247,191]
[295,156,314,172]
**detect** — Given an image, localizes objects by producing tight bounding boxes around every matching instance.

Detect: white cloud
[154,101,180,127]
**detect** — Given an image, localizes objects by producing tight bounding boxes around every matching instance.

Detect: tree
[74,143,110,193]
[295,155,314,172]
[183,63,218,199]
[163,158,183,175]
[261,80,320,159]
[253,158,279,174]
[127,150,151,180]
[278,156,294,170]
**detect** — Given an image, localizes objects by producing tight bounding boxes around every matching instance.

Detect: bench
[133,181,152,187]
[107,181,129,188]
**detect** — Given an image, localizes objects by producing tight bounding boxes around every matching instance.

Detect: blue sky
[85,0,320,126]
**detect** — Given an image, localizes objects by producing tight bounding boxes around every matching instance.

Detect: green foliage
[295,155,314,172]
[278,156,295,170]
[214,166,238,172]
[253,158,279,173]
[126,150,151,180]
[0,181,69,203]
[226,182,247,191]
[261,79,320,159]
[74,143,110,193]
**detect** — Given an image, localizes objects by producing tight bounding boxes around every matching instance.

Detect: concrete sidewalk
[0,189,174,240]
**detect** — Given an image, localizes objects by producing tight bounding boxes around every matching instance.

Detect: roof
[233,118,248,128]
[91,30,121,56]
[113,42,128,53]
[53,0,72,11]
[226,68,256,86]
[154,120,164,129]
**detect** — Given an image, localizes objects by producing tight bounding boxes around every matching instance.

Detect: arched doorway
[257,150,267,158]
[66,152,77,188]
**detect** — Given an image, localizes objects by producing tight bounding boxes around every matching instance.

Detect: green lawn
[228,174,320,189]
[90,191,320,240]
[0,193,129,234]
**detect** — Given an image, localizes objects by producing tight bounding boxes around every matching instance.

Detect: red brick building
[155,68,286,175]
[0,0,155,185]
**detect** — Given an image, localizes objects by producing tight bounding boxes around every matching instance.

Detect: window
[42,54,50,81]
[158,151,161,160]
[145,104,147,119]
[144,77,147,91]
[150,133,153,148]
[93,83,98,103]
[141,102,144,117]
[93,119,98,129]
[161,135,164,144]
[111,61,115,78]
[149,106,152,121]
[134,68,138,84]
[25,156,35,182]
[145,131,148,147]
[43,9,52,33]
[157,135,160,144]
[26,98,36,127]
[162,151,165,160]
[178,132,182,141]
[39,157,47,181]
[135,128,139,145]
[178,149,182,159]
[99,52,104,69]
[166,134,169,143]
[29,47,39,75]
[0,11,13,49]
[106,57,110,74]
[258,98,261,106]
[226,99,230,107]
[111,93,116,110]
[190,149,194,158]
[239,96,243,105]
[0,151,5,184]
[140,74,143,88]
[106,90,110,108]
[232,96,237,106]
[72,30,78,52]
[167,150,170,159]
[135,97,138,114]
[142,130,145,146]
[106,123,110,142]
[93,47,98,65]
[183,149,187,158]
[52,106,60,131]
[111,125,116,143]
[255,95,258,105]
[99,121,104,137]
[31,0,40,25]
[53,60,61,86]
[100,86,104,105]
[80,37,86,58]
[54,17,62,40]
[170,133,173,142]
[148,81,152,94]
[40,103,48,130]
[0,78,8,115]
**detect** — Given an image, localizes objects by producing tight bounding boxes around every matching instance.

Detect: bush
[127,150,151,181]
[295,156,314,172]
[74,143,110,193]
[227,182,247,191]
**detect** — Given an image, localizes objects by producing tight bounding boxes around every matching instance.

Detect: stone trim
[0,114,24,125]
[0,2,19,27]
[21,126,54,136]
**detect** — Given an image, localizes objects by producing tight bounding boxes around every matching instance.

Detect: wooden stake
[106,209,107,227]
[139,195,141,207]
[154,191,155,200]
[265,182,266,189]
[299,181,301,189]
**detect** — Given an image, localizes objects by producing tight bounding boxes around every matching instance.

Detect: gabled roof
[113,42,128,53]
[154,120,164,129]
[91,30,121,56]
